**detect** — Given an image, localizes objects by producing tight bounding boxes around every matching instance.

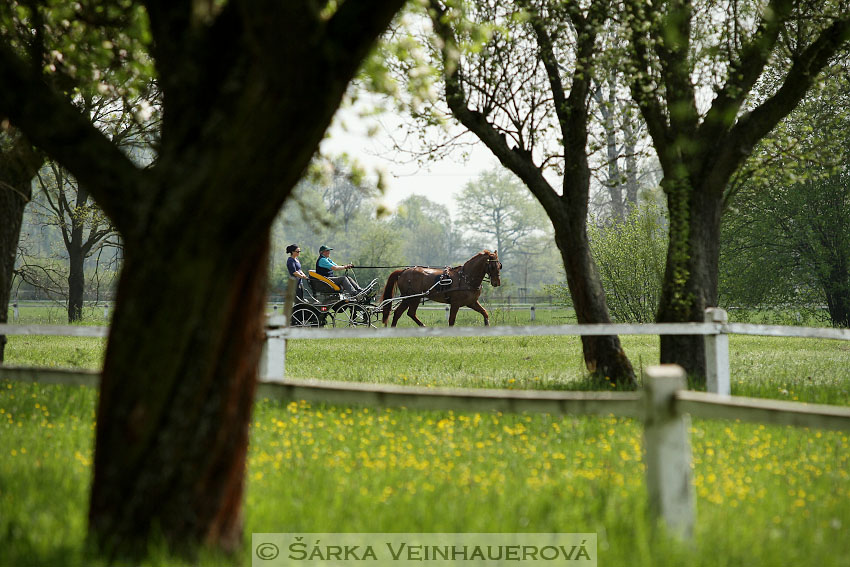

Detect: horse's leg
[448,303,461,326]
[391,299,410,327]
[469,301,490,326]
[407,301,426,327]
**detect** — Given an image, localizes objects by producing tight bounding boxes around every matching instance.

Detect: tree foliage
[0,0,153,357]
[391,193,463,267]
[721,59,850,326]
[0,0,407,559]
[623,0,850,378]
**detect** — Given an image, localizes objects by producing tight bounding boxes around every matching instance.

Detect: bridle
[485,257,502,283]
[450,255,502,290]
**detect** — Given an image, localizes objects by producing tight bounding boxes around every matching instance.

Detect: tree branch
[656,0,698,140]
[520,0,570,149]
[143,0,192,73]
[698,0,794,143]
[429,0,561,216]
[712,15,850,191]
[0,39,143,229]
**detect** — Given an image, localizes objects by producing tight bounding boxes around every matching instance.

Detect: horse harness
[408,255,500,298]
[423,266,479,296]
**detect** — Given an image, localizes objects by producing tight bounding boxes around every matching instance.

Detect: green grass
[3,336,105,369]
[284,334,850,406]
[245,401,850,567]
[1,313,849,566]
[6,331,848,405]
[2,382,848,566]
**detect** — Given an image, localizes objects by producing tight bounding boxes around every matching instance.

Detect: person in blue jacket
[286,244,309,300]
[315,245,362,294]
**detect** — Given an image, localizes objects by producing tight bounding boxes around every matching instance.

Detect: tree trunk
[67,239,85,322]
[66,183,95,323]
[0,182,27,361]
[88,229,269,558]
[657,181,723,383]
[622,118,640,211]
[554,217,636,387]
[603,87,625,221]
[0,136,41,362]
[823,266,850,328]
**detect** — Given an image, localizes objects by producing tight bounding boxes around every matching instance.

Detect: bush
[587,205,667,323]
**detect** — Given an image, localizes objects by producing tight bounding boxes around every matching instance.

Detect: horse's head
[486,250,502,287]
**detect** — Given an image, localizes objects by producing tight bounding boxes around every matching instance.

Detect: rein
[346,265,461,270]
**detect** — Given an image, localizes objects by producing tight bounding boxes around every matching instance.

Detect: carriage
[289,250,502,329]
[289,269,380,328]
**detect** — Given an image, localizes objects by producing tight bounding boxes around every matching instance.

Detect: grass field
[1,310,849,566]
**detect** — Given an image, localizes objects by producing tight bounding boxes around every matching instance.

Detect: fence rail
[262,308,850,396]
[265,321,721,339]
[256,378,645,419]
[5,308,850,397]
[675,390,850,431]
[0,366,99,387]
[0,324,108,337]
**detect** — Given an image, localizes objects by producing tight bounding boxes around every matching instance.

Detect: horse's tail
[381,269,404,325]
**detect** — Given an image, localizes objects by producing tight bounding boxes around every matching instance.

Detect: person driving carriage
[315,245,364,295]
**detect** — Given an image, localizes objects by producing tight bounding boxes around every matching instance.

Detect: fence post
[261,319,287,382]
[445,305,450,322]
[643,364,695,540]
[261,280,296,382]
[704,307,730,395]
[530,305,536,322]
[13,302,19,321]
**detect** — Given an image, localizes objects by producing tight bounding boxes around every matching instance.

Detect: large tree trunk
[429,0,636,387]
[0,136,41,362]
[657,181,723,382]
[554,215,636,387]
[88,228,269,557]
[0,2,408,559]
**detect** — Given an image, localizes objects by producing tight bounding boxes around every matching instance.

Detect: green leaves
[587,204,668,323]
[721,63,850,326]
[1,1,154,98]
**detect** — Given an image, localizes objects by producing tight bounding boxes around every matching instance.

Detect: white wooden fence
[2,309,850,539]
[261,307,850,395]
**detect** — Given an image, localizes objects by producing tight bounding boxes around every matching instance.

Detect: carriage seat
[307,270,341,294]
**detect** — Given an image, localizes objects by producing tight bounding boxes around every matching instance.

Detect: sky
[319,101,498,213]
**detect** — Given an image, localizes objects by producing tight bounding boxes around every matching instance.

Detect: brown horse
[381,250,502,327]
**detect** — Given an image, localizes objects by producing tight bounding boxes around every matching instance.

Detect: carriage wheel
[333,303,373,327]
[290,305,321,327]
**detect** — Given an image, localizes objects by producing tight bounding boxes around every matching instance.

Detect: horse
[380,250,502,327]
